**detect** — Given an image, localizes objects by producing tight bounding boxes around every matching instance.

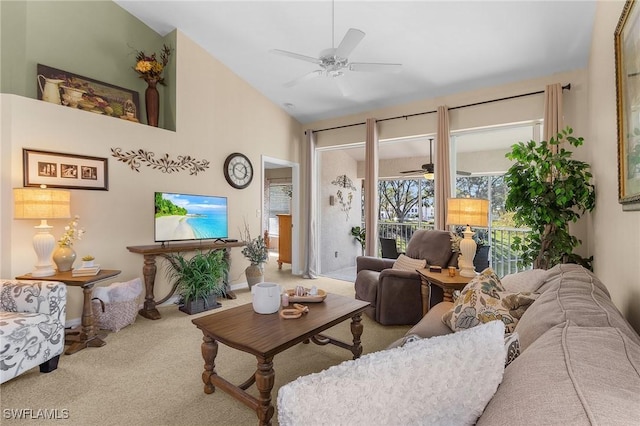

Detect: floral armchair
[0,280,67,384]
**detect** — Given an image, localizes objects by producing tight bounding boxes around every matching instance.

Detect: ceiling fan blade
[400,169,425,174]
[335,28,365,58]
[349,62,402,73]
[456,170,472,176]
[270,49,321,65]
[284,70,323,88]
[335,77,352,97]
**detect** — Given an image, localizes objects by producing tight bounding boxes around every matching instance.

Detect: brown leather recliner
[354,229,456,325]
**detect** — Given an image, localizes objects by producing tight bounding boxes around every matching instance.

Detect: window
[267,183,291,236]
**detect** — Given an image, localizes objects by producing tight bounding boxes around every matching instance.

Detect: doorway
[262,156,300,274]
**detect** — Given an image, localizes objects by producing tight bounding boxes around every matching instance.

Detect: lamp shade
[447,198,489,227]
[14,187,71,220]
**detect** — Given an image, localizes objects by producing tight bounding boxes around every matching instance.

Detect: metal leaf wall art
[110,148,209,175]
[331,174,356,220]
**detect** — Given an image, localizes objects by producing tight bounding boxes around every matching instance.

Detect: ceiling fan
[400,138,472,177]
[269,2,401,94]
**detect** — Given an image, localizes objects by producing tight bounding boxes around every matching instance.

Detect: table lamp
[447,198,489,277]
[14,187,71,277]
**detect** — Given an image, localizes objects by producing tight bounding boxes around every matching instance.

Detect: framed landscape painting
[36,64,140,124]
[23,149,109,191]
[615,0,640,210]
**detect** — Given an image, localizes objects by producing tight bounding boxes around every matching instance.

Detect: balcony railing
[377,222,531,276]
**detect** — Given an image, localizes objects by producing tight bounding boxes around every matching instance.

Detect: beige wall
[2,31,302,322]
[319,150,362,272]
[588,0,640,332]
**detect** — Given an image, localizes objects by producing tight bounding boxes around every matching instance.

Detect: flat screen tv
[154,192,228,243]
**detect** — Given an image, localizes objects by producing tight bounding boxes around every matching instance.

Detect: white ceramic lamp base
[458,226,477,278]
[31,221,56,277]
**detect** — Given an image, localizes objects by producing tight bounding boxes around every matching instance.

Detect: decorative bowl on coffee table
[287,288,327,303]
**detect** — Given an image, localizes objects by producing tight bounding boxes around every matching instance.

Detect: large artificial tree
[504,127,596,270]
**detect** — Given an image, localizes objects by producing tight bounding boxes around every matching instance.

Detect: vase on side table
[145,79,159,127]
[53,245,76,272]
[245,263,264,288]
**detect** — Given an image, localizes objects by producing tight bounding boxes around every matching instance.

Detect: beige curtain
[302,130,317,278]
[435,106,452,230]
[544,83,563,152]
[364,118,379,257]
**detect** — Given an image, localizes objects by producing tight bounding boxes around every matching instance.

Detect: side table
[416,268,472,316]
[16,269,121,355]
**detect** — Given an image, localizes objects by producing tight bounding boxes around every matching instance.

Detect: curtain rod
[309,83,571,134]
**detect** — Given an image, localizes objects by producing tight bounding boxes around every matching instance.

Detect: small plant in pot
[350,226,366,255]
[240,223,269,288]
[165,249,228,315]
[81,255,95,268]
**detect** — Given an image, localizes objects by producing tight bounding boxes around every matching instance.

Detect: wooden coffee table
[191,293,370,426]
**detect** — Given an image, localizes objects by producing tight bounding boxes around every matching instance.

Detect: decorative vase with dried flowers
[132,44,172,127]
[53,215,85,272]
[240,223,269,288]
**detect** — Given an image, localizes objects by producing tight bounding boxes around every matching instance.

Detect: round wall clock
[224,153,253,189]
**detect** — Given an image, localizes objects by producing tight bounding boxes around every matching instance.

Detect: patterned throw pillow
[504,332,521,367]
[442,268,538,334]
[392,254,426,271]
[399,334,422,347]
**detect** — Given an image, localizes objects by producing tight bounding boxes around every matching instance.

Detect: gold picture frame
[23,149,108,191]
[615,0,640,209]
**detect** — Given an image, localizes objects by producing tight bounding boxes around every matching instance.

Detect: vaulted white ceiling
[115,0,597,125]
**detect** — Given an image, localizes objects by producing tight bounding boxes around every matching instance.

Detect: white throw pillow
[392,254,426,271]
[500,268,549,293]
[108,278,143,302]
[92,286,111,303]
[93,278,143,303]
[277,321,506,426]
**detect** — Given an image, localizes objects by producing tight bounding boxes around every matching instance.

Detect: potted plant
[240,223,269,287]
[350,226,366,255]
[81,255,95,268]
[165,249,228,315]
[503,126,595,270]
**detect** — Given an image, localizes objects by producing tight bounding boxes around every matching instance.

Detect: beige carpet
[0,260,409,425]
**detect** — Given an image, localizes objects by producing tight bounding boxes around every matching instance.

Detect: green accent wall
[1,0,176,131]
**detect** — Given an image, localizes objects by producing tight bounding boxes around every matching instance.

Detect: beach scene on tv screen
[155,192,228,241]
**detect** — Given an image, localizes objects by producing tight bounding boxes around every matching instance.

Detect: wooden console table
[126,241,245,320]
[16,269,121,355]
